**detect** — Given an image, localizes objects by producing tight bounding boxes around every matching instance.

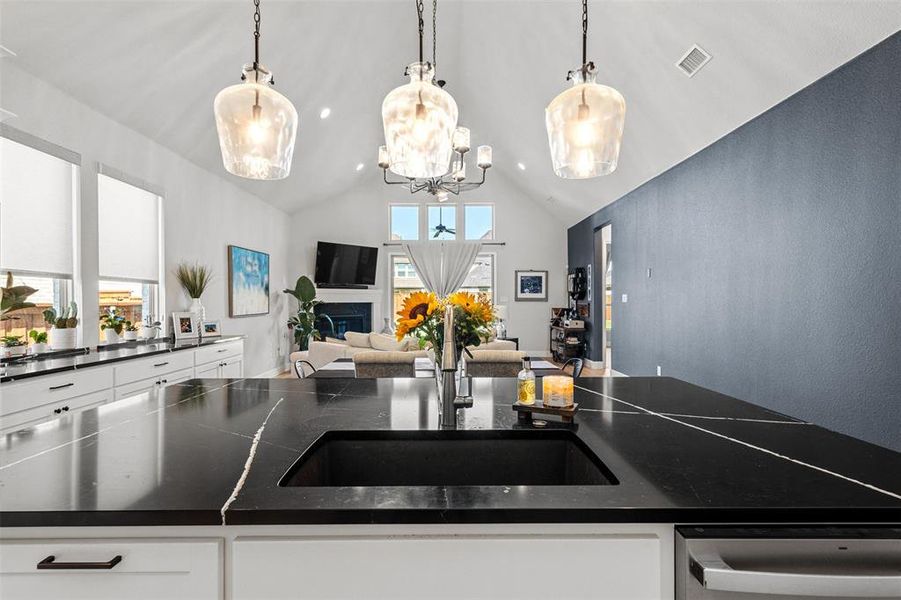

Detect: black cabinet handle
[160,379,167,384]
[49,383,74,391]
[153,361,169,367]
[37,554,122,570]
[53,406,71,414]
[217,349,228,353]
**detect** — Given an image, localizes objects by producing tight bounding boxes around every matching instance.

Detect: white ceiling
[2,1,899,224]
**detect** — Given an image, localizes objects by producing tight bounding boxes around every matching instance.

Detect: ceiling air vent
[676,44,711,77]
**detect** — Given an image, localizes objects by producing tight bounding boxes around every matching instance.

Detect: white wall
[289,172,568,354]
[1,63,291,377]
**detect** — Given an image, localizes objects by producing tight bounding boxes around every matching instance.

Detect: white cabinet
[195,340,245,379]
[232,534,664,600]
[113,352,195,387]
[0,368,114,432]
[113,367,195,401]
[0,538,221,600]
[0,389,112,432]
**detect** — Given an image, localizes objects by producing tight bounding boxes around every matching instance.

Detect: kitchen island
[1,376,899,599]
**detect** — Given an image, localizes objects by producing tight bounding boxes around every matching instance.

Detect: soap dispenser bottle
[517,357,536,405]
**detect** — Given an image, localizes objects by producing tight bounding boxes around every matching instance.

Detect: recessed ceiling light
[319,107,331,119]
[517,162,526,171]
[355,163,365,172]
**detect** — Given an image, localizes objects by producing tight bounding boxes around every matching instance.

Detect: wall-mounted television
[314,241,379,288]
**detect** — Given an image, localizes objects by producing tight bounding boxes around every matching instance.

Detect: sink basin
[279,430,618,487]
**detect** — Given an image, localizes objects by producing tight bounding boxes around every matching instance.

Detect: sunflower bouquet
[396,291,495,366]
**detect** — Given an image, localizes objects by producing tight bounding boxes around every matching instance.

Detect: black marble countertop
[0,336,245,383]
[1,377,899,527]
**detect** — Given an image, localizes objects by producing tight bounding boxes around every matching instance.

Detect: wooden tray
[513,401,579,424]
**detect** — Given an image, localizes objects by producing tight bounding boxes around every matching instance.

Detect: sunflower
[469,300,494,324]
[446,291,478,312]
[395,291,439,340]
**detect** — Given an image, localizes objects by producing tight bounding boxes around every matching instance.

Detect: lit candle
[378,145,390,169]
[453,127,471,153]
[476,145,492,169]
[542,375,574,407]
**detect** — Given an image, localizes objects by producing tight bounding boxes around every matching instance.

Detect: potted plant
[43,301,80,350]
[1,334,28,358]
[175,262,213,324]
[143,315,162,340]
[1,270,37,323]
[123,320,139,341]
[100,307,126,344]
[28,329,49,354]
[283,276,333,351]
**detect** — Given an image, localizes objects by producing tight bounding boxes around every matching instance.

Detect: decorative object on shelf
[1,334,27,358]
[517,356,536,405]
[123,320,139,341]
[494,304,508,339]
[201,320,222,337]
[214,0,298,180]
[228,245,270,317]
[379,0,491,201]
[0,271,36,322]
[43,302,79,350]
[143,315,162,340]
[175,262,213,324]
[514,270,548,302]
[283,275,333,351]
[28,329,49,354]
[100,307,126,344]
[395,290,494,368]
[171,311,198,340]
[545,0,625,179]
[542,375,575,407]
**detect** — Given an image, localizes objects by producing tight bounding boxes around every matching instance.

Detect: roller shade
[98,173,161,283]
[0,136,77,277]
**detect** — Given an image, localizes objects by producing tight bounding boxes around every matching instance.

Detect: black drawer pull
[53,406,71,414]
[153,361,169,367]
[217,349,228,353]
[160,379,168,384]
[49,383,74,391]
[37,555,122,570]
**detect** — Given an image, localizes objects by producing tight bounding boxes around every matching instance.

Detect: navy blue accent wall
[567,32,900,451]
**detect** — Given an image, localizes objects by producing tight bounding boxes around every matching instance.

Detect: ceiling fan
[432,208,456,238]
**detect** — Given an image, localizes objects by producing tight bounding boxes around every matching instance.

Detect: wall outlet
[647,268,652,278]
[656,365,662,376]
[621,293,628,303]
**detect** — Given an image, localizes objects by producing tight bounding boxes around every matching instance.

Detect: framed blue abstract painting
[228,245,270,317]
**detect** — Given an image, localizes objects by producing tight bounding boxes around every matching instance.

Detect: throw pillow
[370,332,407,352]
[344,331,372,348]
[325,337,346,345]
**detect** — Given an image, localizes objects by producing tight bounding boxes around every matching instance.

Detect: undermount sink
[279,430,618,487]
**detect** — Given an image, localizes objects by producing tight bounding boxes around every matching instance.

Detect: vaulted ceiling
[2,1,899,223]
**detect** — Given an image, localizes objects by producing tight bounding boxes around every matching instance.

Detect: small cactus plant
[43,301,80,329]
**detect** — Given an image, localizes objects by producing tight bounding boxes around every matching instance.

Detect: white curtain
[402,241,482,297]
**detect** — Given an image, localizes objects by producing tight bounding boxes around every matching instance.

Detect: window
[391,254,495,318]
[427,205,456,240]
[97,170,163,335]
[389,205,419,240]
[0,134,79,339]
[464,204,494,240]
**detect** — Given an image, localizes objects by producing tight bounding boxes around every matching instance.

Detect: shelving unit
[549,325,586,362]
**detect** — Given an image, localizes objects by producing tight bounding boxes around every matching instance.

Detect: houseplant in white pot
[1,335,28,358]
[28,329,49,354]
[143,315,162,340]
[43,302,80,350]
[123,320,139,341]
[100,307,126,344]
[175,262,212,324]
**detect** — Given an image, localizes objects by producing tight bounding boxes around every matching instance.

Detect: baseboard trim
[583,358,604,370]
[611,369,628,377]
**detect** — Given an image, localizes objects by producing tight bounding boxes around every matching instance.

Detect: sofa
[289,331,517,377]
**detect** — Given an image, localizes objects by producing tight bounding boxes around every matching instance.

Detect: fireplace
[315,302,372,340]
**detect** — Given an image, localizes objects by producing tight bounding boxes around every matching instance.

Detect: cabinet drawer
[1,389,112,433]
[233,535,662,599]
[113,352,194,386]
[0,538,221,600]
[113,367,195,401]
[0,368,112,417]
[194,340,243,367]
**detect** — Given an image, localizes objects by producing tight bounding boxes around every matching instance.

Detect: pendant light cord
[416,0,425,75]
[432,0,438,76]
[581,0,588,67]
[253,0,261,82]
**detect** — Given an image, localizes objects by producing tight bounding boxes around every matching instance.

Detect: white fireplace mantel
[314,287,384,333]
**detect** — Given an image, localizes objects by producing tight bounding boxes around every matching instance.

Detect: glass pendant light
[214,0,298,180]
[381,0,458,179]
[545,0,625,179]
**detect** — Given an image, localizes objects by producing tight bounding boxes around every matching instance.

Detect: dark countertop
[0,376,899,527]
[0,336,245,383]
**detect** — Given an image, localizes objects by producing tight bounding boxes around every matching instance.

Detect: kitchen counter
[0,376,899,527]
[0,336,245,384]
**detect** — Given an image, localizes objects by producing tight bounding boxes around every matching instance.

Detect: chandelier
[379,0,492,201]
[545,0,625,179]
[214,0,298,180]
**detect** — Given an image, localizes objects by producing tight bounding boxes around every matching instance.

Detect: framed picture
[228,245,270,317]
[172,312,198,340]
[515,270,548,302]
[201,320,221,337]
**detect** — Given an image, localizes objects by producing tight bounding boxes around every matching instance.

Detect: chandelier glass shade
[214,65,298,180]
[381,62,459,179]
[545,67,625,179]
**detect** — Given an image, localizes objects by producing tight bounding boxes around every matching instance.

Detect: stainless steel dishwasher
[676,527,901,599]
